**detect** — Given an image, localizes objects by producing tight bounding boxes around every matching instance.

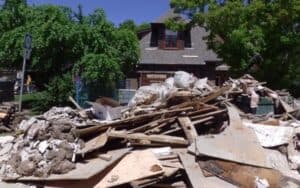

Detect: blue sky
[26,0,170,25]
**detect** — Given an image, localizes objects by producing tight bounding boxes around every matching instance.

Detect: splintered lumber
[0,112,7,119]
[199,159,284,188]
[107,131,189,146]
[192,116,214,126]
[199,85,231,103]
[190,109,226,121]
[130,117,176,133]
[95,150,164,188]
[187,107,217,116]
[177,117,197,144]
[77,132,108,155]
[75,107,193,137]
[188,105,270,168]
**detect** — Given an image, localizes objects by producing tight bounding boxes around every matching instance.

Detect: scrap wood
[188,105,271,168]
[177,117,197,144]
[192,116,214,126]
[68,96,83,111]
[130,117,176,133]
[130,166,180,188]
[95,150,165,188]
[279,98,294,113]
[107,131,189,146]
[187,107,218,116]
[77,132,108,156]
[199,85,231,103]
[178,150,237,188]
[75,106,193,137]
[5,148,131,181]
[189,109,226,121]
[0,112,7,119]
[198,159,287,188]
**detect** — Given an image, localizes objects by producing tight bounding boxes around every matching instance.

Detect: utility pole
[18,34,32,112]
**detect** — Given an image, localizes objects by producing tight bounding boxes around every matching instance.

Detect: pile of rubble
[0,107,86,178]
[0,102,17,132]
[0,71,299,188]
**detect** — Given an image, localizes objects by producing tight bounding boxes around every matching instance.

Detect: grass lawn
[14,92,43,115]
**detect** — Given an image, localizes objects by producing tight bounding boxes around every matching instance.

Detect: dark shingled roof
[139,26,221,65]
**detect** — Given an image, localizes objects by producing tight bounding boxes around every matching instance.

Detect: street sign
[24,34,32,60]
[19,33,32,112]
[24,34,32,50]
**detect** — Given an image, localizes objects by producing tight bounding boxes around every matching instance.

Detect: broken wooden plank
[199,159,284,188]
[199,85,231,103]
[95,150,164,188]
[76,132,108,156]
[107,131,189,146]
[178,117,198,144]
[178,150,237,188]
[192,116,214,126]
[130,166,179,188]
[75,107,193,137]
[188,104,270,168]
[190,109,226,121]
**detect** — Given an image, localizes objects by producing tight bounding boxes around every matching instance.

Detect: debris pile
[0,102,17,132]
[0,72,299,188]
[0,107,86,178]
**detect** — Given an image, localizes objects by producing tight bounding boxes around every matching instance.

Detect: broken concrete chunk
[16,160,36,176]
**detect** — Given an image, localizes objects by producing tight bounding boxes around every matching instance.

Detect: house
[137,9,228,86]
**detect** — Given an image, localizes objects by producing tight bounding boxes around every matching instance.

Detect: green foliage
[119,19,150,33]
[0,3,140,106]
[170,0,300,95]
[74,53,122,85]
[33,73,74,112]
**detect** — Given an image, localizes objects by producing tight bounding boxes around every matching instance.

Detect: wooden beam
[178,117,198,144]
[107,131,189,146]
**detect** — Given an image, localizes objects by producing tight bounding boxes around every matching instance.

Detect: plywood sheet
[95,150,164,188]
[188,105,270,168]
[178,150,237,188]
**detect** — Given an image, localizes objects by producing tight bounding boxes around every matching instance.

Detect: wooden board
[107,131,188,146]
[95,150,164,188]
[77,133,108,155]
[178,117,197,144]
[178,150,236,188]
[188,105,270,168]
[199,159,283,188]
[5,148,131,181]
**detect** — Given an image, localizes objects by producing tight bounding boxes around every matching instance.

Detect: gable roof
[153,9,188,24]
[139,26,221,65]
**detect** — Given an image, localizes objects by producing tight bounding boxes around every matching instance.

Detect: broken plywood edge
[199,159,286,188]
[189,104,271,168]
[130,166,180,188]
[178,149,237,188]
[4,148,131,181]
[77,132,108,156]
[95,150,165,188]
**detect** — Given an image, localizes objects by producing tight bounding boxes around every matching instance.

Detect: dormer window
[165,30,178,48]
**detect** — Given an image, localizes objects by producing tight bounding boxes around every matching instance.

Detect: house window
[165,30,178,48]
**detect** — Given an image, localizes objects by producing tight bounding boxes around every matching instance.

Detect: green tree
[170,0,300,95]
[0,4,140,109]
